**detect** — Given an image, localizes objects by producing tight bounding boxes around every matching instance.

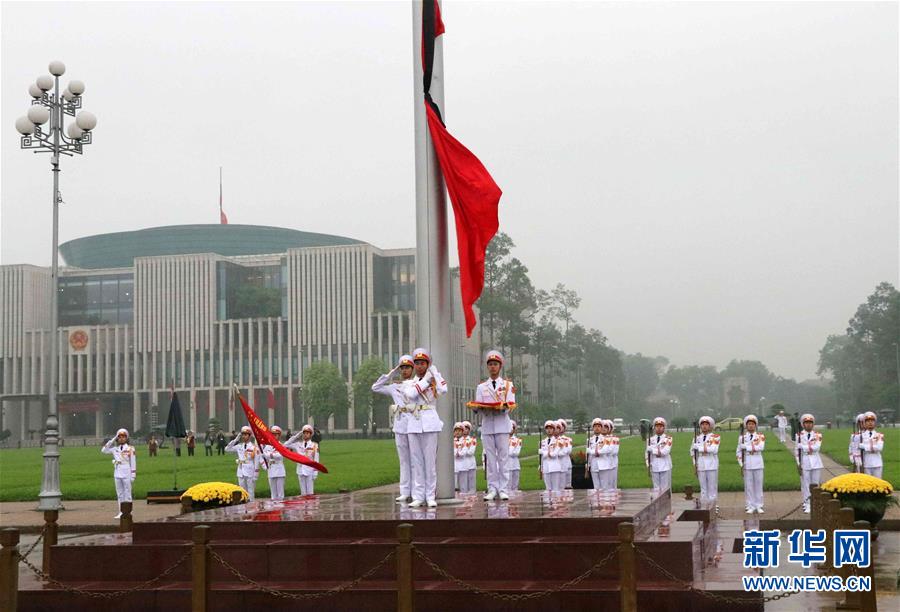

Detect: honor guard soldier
[102,428,136,518]
[461,421,477,493]
[776,410,788,443]
[261,425,286,501]
[859,411,885,478]
[507,421,522,492]
[539,420,563,491]
[403,348,447,508]
[286,425,320,495]
[589,418,618,491]
[557,419,574,489]
[469,350,517,500]
[849,413,866,471]
[646,417,673,493]
[796,414,823,513]
[600,419,620,491]
[226,426,261,500]
[691,416,720,507]
[372,355,416,502]
[737,415,765,514]
[453,423,466,492]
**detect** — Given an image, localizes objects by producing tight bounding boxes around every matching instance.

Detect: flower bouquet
[820,473,898,529]
[181,481,249,510]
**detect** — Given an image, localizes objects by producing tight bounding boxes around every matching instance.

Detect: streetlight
[15,61,97,511]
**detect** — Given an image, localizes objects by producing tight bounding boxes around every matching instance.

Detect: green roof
[59,224,363,269]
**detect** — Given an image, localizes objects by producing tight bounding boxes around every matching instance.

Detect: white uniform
[560,434,573,488]
[285,434,320,495]
[474,377,516,495]
[539,436,564,491]
[776,415,788,443]
[859,429,884,478]
[691,432,720,503]
[261,444,286,501]
[225,437,261,500]
[101,438,136,503]
[403,366,447,505]
[737,432,765,511]
[589,434,619,491]
[796,430,823,510]
[507,435,522,491]
[646,433,673,492]
[372,374,415,499]
[454,435,467,490]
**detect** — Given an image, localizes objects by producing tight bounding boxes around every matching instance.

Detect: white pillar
[412,0,454,501]
[132,392,141,433]
[189,389,197,433]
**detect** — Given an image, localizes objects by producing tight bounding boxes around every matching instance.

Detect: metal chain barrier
[774,495,810,521]
[207,545,395,600]
[17,548,191,599]
[18,525,46,562]
[633,545,800,604]
[411,543,619,602]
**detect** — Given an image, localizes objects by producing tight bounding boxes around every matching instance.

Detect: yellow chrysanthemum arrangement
[820,473,898,524]
[181,482,248,508]
[821,473,893,496]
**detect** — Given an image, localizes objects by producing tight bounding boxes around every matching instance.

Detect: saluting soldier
[691,416,720,508]
[796,414,823,513]
[403,348,447,508]
[372,355,416,502]
[226,425,261,500]
[285,424,320,495]
[737,415,765,514]
[859,411,885,478]
[102,428,136,519]
[507,421,523,492]
[557,419,574,489]
[261,425,287,501]
[470,350,517,501]
[646,417,673,493]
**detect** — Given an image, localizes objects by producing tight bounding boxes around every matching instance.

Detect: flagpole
[412,0,455,502]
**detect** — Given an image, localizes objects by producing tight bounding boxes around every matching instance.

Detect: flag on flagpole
[421,0,501,337]
[233,387,327,473]
[219,166,228,224]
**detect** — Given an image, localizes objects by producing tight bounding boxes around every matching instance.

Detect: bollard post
[818,491,831,534]
[618,522,637,612]
[396,523,414,612]
[119,501,133,533]
[231,490,243,505]
[836,508,859,610]
[192,525,210,612]
[683,485,693,501]
[809,484,819,528]
[825,499,841,575]
[181,495,194,515]
[853,520,876,612]
[43,509,59,574]
[0,529,19,612]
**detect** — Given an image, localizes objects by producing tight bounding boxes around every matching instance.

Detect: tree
[352,357,390,431]
[721,360,775,406]
[480,232,515,347]
[300,362,348,431]
[622,353,662,402]
[549,283,581,334]
[661,365,721,415]
[230,285,281,319]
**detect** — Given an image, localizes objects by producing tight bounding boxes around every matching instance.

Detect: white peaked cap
[270,425,282,433]
[743,415,758,425]
[653,417,666,427]
[301,424,314,432]
[544,420,555,428]
[412,348,431,363]
[240,425,252,434]
[591,418,603,426]
[699,416,715,427]
[800,414,814,423]
[864,411,877,420]
[485,349,504,365]
[398,354,414,367]
[603,419,615,431]
[116,428,129,437]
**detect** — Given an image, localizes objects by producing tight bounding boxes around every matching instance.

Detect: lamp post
[15,61,97,511]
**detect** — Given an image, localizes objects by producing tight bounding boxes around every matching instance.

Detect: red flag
[234,389,327,473]
[425,105,501,336]
[421,2,501,337]
[267,388,276,410]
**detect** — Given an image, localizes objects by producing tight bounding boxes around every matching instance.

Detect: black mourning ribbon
[422,0,445,125]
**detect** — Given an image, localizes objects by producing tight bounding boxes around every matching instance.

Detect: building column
[189,389,197,433]
[347,405,355,431]
[133,392,141,434]
[286,385,294,430]
[95,408,103,438]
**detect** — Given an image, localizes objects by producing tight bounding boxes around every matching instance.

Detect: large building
[0,224,481,441]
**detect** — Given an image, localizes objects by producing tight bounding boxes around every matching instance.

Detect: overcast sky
[2,1,897,381]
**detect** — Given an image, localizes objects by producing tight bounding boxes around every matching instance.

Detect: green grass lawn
[0,431,826,501]
[819,427,898,486]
